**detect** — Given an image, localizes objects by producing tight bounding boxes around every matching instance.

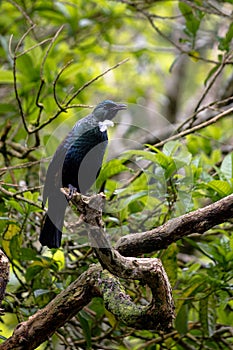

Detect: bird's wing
[43,145,66,205]
[43,115,94,204]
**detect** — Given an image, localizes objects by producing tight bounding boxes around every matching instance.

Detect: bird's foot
[68,184,77,200]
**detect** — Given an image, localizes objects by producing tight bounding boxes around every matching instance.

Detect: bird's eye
[104,103,114,110]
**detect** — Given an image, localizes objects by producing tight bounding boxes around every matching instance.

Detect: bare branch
[15,38,52,58]
[153,106,233,149]
[116,194,233,256]
[191,52,233,125]
[177,96,233,132]
[0,185,42,210]
[7,0,35,26]
[40,26,64,78]
[28,58,129,133]
[35,80,45,127]
[0,265,100,350]
[65,58,130,107]
[179,0,232,17]
[53,59,74,111]
[11,26,37,134]
[0,157,50,176]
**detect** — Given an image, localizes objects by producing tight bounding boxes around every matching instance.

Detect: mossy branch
[64,190,175,331]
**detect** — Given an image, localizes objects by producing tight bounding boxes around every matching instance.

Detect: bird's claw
[68,184,77,200]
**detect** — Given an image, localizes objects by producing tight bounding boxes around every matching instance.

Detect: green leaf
[0,103,17,113]
[206,180,232,197]
[162,141,180,156]
[161,243,178,287]
[0,69,13,83]
[218,22,233,51]
[25,265,43,282]
[199,294,216,336]
[175,304,188,335]
[117,190,148,209]
[176,281,202,315]
[95,159,129,189]
[2,223,20,258]
[78,310,92,349]
[173,148,192,170]
[10,234,22,259]
[124,149,157,163]
[179,1,203,38]
[220,153,233,180]
[6,199,24,214]
[20,248,38,260]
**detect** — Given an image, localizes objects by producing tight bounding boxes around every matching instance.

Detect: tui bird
[39,100,126,248]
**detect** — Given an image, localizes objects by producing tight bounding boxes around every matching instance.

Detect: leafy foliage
[0,0,233,349]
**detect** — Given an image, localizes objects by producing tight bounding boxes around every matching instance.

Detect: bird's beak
[113,103,127,111]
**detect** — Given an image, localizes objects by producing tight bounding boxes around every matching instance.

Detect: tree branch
[116,194,233,257]
[152,106,233,149]
[65,190,174,330]
[0,250,10,315]
[2,192,232,348]
[0,265,101,350]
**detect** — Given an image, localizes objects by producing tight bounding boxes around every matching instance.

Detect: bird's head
[93,100,127,121]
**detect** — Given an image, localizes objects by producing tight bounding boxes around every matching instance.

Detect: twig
[4,140,38,160]
[153,106,233,149]
[27,58,129,133]
[0,185,42,210]
[15,38,51,58]
[40,26,64,78]
[117,0,231,65]
[0,182,43,194]
[176,96,233,132]
[65,58,129,107]
[11,26,37,134]
[35,80,45,127]
[7,0,35,26]
[190,52,233,126]
[36,26,65,123]
[0,157,50,175]
[53,59,74,111]
[11,26,65,134]
[180,0,231,17]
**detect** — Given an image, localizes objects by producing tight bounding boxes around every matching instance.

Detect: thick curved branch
[0,265,101,350]
[116,194,233,257]
[0,190,175,350]
[65,190,174,331]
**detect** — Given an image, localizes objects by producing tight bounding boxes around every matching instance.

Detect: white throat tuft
[98,120,114,132]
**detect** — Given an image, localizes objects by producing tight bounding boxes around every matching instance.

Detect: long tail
[39,213,63,248]
[40,195,67,248]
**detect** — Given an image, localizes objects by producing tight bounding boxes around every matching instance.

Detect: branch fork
[63,188,175,330]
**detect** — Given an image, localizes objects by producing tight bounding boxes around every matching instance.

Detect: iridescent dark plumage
[39,100,126,248]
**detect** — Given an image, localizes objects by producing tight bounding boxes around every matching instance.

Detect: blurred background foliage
[0,0,233,349]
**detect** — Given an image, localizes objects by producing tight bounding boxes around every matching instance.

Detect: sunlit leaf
[206,180,232,197]
[2,223,20,258]
[0,70,13,83]
[220,153,233,181]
